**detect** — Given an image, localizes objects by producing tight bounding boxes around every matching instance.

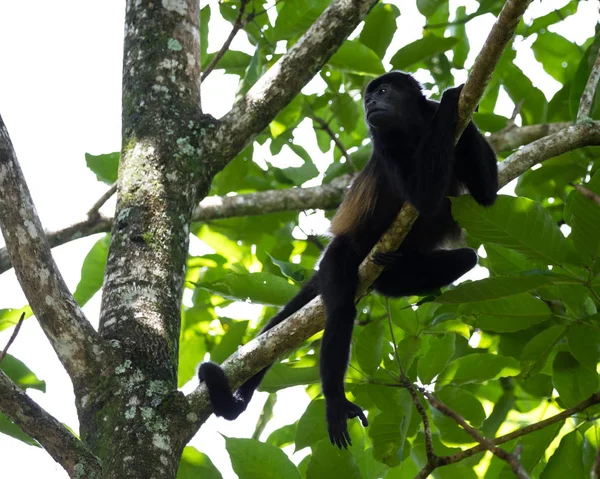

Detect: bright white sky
[0,1,597,478]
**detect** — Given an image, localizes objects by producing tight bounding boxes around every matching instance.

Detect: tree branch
[498,121,600,186]
[422,390,530,479]
[208,0,378,168]
[0,370,102,478]
[86,183,117,219]
[577,48,600,121]
[457,0,534,134]
[437,392,600,468]
[0,116,105,384]
[0,312,24,366]
[201,0,248,81]
[486,122,570,151]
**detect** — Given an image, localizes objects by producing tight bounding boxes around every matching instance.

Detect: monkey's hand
[326,396,368,449]
[440,83,464,123]
[372,251,403,268]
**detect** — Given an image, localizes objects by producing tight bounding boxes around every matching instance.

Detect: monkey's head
[364,71,424,131]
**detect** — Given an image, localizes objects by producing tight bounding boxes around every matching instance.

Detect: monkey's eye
[378,88,386,95]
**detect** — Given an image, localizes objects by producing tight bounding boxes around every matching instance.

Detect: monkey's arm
[454,121,498,206]
[403,86,463,214]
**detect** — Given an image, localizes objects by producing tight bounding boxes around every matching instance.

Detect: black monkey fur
[199,71,498,448]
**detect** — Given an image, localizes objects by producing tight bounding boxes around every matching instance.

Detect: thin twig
[87,183,117,219]
[570,182,600,205]
[577,48,600,121]
[424,11,482,30]
[385,299,436,463]
[441,392,600,466]
[202,0,248,81]
[422,389,530,479]
[311,114,357,171]
[0,313,25,366]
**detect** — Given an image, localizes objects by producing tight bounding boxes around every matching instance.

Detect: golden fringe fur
[330,172,378,235]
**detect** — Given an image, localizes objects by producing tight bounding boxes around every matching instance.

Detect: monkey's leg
[318,236,368,449]
[199,274,320,420]
[373,248,477,297]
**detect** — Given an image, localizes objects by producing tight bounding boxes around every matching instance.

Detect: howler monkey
[199,71,498,448]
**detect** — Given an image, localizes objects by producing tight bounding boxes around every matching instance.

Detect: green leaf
[567,322,600,370]
[354,320,384,376]
[437,274,556,303]
[261,362,320,392]
[177,447,222,479]
[436,353,520,387]
[499,63,547,124]
[483,244,545,276]
[306,439,361,479]
[518,1,579,37]
[418,333,455,384]
[0,307,31,333]
[331,93,359,132]
[450,7,470,69]
[367,383,409,412]
[459,293,552,333]
[295,399,327,450]
[390,36,458,71]
[451,195,565,265]
[85,152,119,184]
[553,351,598,407]
[359,4,400,59]
[328,40,385,76]
[199,5,210,59]
[516,152,588,204]
[272,0,329,40]
[437,386,486,427]
[73,234,110,307]
[238,44,265,96]
[356,448,389,479]
[269,255,310,283]
[417,0,448,17]
[0,354,46,392]
[540,430,584,478]
[369,389,413,467]
[198,271,299,306]
[226,437,301,479]
[566,170,600,261]
[201,50,252,76]
[276,156,319,186]
[521,325,567,379]
[266,423,297,448]
[0,413,39,447]
[532,31,581,83]
[210,321,248,364]
[270,95,304,139]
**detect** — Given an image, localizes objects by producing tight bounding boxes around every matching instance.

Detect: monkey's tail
[198,273,320,420]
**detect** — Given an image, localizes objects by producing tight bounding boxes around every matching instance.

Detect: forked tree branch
[422,390,530,479]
